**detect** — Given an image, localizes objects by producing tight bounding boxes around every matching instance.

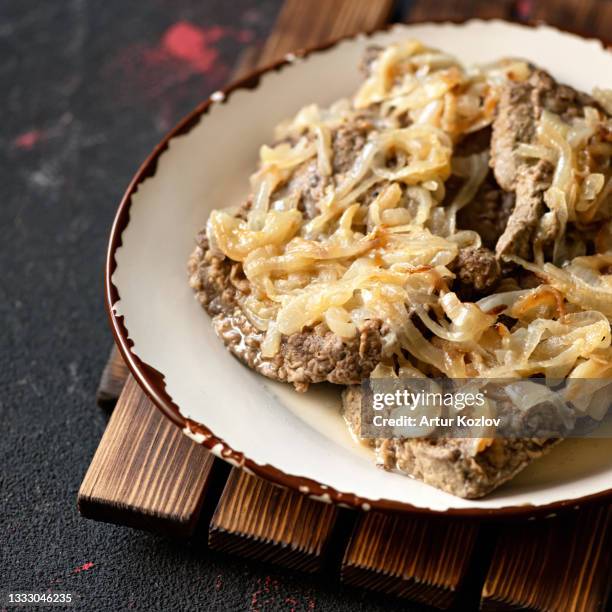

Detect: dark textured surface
[6,2,609,610]
[0,2,427,610]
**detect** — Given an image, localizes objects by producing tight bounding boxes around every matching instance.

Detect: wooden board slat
[527,0,612,43]
[79,376,215,537]
[341,512,479,609]
[96,344,130,409]
[256,0,394,67]
[209,470,339,572]
[481,505,612,612]
[403,0,612,44]
[405,0,514,22]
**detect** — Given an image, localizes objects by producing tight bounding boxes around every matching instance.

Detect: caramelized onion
[204,38,612,372]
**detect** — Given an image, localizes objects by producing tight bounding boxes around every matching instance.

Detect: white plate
[108,20,612,516]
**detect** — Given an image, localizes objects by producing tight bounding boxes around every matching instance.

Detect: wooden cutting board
[80,2,612,610]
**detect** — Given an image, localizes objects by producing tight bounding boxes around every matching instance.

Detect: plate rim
[105,18,612,518]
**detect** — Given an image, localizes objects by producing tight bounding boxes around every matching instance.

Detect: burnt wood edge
[480,505,612,611]
[80,376,220,538]
[208,469,341,572]
[78,493,205,538]
[340,513,481,608]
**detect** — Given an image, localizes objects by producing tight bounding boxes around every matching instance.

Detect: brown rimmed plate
[107,20,612,517]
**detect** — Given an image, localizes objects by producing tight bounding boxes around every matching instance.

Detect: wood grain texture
[79,376,215,537]
[341,512,479,609]
[96,344,130,409]
[481,505,612,612]
[256,0,394,67]
[209,470,338,572]
[405,0,514,22]
[403,0,612,42]
[525,0,612,43]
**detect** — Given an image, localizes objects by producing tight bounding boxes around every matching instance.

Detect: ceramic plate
[107,20,612,516]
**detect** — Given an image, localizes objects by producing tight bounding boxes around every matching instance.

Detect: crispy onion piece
[476,289,530,315]
[374,125,452,185]
[210,209,303,262]
[248,166,287,229]
[204,40,611,364]
[399,319,447,375]
[324,306,357,338]
[259,137,316,170]
[261,322,282,358]
[354,39,426,108]
[525,108,611,232]
[314,124,332,177]
[415,292,496,343]
[508,254,612,317]
[382,67,463,118]
[490,311,611,378]
[368,183,402,227]
[508,285,565,321]
[275,261,440,336]
[539,110,574,199]
[275,281,357,335]
[565,349,612,419]
[379,226,458,267]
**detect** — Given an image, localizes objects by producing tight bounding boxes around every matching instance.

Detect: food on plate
[189,228,384,389]
[342,385,562,499]
[188,39,612,497]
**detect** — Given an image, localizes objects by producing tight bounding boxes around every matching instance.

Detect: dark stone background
[0,2,427,610]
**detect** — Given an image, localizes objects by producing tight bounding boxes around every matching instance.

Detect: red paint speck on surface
[250,576,292,612]
[14,130,42,150]
[73,562,94,573]
[105,21,253,106]
[161,21,220,72]
[237,29,254,43]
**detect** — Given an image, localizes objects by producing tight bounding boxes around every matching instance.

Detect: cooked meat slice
[532,70,597,121]
[451,247,501,298]
[490,69,596,258]
[342,386,560,499]
[376,436,560,499]
[491,69,594,191]
[452,129,516,254]
[271,118,374,219]
[332,124,369,175]
[490,77,537,192]
[273,159,328,220]
[283,322,383,385]
[457,175,515,250]
[188,236,385,389]
[496,159,554,258]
